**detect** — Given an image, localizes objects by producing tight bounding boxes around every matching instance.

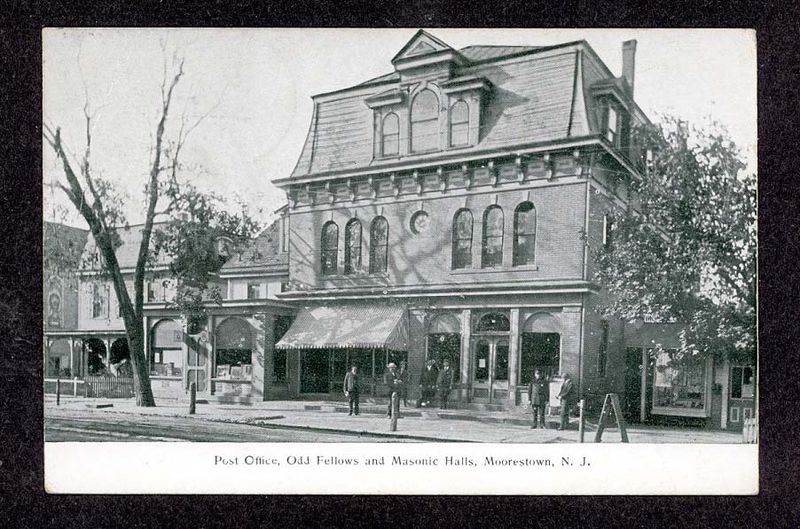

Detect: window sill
[150,375,182,380]
[451,265,539,275]
[212,378,253,384]
[323,272,389,280]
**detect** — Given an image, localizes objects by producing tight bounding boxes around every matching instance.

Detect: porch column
[460,309,471,399]
[721,356,730,429]
[507,308,520,407]
[640,347,647,423]
[104,338,111,367]
[260,314,275,401]
[68,338,74,377]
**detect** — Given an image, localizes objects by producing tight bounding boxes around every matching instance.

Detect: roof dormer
[391,30,467,83]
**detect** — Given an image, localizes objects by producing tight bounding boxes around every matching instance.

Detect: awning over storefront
[275,305,408,351]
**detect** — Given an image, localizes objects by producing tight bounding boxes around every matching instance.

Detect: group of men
[342,358,456,417]
[344,360,578,430]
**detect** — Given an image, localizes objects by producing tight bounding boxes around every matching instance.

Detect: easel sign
[595,393,629,443]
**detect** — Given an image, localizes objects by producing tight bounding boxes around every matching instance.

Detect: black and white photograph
[41,28,757,494]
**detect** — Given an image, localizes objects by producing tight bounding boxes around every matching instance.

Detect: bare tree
[44,51,257,406]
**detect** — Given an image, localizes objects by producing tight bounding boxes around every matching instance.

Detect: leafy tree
[595,115,756,365]
[43,54,258,406]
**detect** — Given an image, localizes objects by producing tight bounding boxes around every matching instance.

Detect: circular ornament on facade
[410,210,430,234]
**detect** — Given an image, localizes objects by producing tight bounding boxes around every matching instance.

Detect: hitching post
[189,382,197,415]
[56,375,61,406]
[578,398,585,443]
[390,392,399,431]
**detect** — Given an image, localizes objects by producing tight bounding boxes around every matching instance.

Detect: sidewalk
[44,395,744,443]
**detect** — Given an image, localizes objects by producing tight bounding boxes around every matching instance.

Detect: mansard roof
[290,35,594,179]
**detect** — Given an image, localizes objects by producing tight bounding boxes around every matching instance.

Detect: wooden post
[73,376,78,397]
[578,398,585,443]
[189,382,197,415]
[389,392,399,431]
[56,375,61,406]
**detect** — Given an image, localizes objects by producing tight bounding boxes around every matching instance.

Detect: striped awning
[275,304,408,351]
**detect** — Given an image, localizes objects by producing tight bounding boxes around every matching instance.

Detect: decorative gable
[391,30,455,63]
[391,30,466,80]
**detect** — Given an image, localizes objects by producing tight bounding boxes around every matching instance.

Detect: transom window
[475,312,510,333]
[369,216,389,274]
[382,113,399,156]
[410,89,439,153]
[449,100,469,147]
[452,209,473,269]
[513,202,536,266]
[481,205,504,268]
[344,219,362,275]
[321,221,338,276]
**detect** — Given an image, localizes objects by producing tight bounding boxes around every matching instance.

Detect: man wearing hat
[557,373,576,430]
[417,359,439,408]
[398,360,411,407]
[436,358,455,409]
[527,368,549,429]
[383,362,402,418]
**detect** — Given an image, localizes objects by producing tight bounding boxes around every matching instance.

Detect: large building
[43,31,755,430]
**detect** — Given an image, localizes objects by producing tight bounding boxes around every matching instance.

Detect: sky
[43,28,757,229]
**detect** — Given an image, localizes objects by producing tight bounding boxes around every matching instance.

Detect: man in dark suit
[557,373,576,430]
[436,359,455,409]
[417,359,439,408]
[527,369,548,429]
[343,365,360,416]
[383,363,402,417]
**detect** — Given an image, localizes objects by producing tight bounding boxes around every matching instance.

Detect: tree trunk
[124,310,156,407]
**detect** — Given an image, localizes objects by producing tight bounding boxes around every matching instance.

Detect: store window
[481,205,504,268]
[653,349,706,411]
[449,100,469,147]
[731,366,755,399]
[512,202,536,266]
[344,219,362,275]
[427,313,461,381]
[519,313,561,383]
[321,221,339,276]
[369,216,389,274]
[382,113,399,156]
[150,319,183,377]
[410,89,439,152]
[215,317,253,381]
[452,209,473,269]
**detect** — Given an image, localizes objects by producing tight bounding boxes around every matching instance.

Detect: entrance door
[471,337,509,404]
[301,350,330,393]
[186,336,209,394]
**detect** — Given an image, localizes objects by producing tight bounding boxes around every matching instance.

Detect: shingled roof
[290,34,599,179]
[219,219,288,274]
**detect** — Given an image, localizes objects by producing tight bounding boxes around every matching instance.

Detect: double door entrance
[471,336,509,404]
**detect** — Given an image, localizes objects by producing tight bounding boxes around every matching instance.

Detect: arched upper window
[369,216,389,274]
[452,209,473,269]
[382,113,399,156]
[475,312,511,333]
[410,89,439,153]
[481,205,504,268]
[513,202,536,266]
[344,219,362,275]
[321,221,338,276]
[449,100,469,147]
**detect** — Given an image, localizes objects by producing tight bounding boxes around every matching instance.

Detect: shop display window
[653,349,706,411]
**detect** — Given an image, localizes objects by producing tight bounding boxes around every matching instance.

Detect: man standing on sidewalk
[528,369,548,429]
[436,359,454,409]
[557,373,576,430]
[417,359,438,408]
[343,365,360,416]
[383,363,402,417]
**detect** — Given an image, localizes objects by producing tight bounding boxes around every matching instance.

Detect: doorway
[471,336,509,403]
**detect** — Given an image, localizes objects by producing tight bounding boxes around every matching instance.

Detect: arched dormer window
[410,89,439,153]
[481,205,504,268]
[321,221,338,276]
[369,216,389,274]
[382,113,399,156]
[513,202,536,266]
[452,209,473,269]
[449,100,469,147]
[344,218,362,275]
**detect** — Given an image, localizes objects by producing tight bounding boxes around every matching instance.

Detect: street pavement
[44,395,744,444]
